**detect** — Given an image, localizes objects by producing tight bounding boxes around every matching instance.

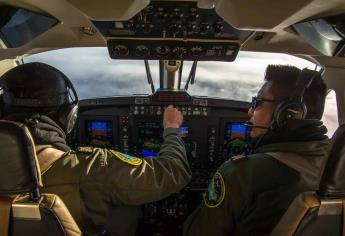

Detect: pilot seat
[271,124,345,236]
[0,120,81,236]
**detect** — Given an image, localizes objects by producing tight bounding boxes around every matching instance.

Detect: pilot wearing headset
[183,65,330,235]
[0,62,191,235]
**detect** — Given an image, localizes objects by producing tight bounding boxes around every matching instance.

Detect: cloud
[24,47,338,137]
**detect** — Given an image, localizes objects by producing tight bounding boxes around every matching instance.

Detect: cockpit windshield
[24,47,337,136]
[24,47,315,101]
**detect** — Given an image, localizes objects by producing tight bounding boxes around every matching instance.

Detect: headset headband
[63,73,78,104]
[1,72,78,107]
[290,68,319,103]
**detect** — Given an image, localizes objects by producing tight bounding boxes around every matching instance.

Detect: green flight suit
[183,139,329,236]
[39,128,191,235]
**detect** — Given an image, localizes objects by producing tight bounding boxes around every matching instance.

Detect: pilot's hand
[163,105,183,129]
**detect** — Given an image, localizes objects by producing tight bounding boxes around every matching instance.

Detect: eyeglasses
[250,96,279,110]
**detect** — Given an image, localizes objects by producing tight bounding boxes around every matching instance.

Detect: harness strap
[266,152,319,179]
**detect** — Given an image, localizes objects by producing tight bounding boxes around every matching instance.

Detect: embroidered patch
[77,146,93,154]
[204,171,225,208]
[110,150,143,166]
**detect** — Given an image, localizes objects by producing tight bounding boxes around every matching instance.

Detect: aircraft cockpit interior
[0,0,344,235]
[73,3,253,232]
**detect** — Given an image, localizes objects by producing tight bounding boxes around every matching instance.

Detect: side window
[321,90,338,137]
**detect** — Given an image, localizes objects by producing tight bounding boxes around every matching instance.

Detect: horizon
[24,47,338,136]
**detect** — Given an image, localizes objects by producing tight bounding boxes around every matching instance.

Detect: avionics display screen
[227,123,247,140]
[180,126,189,138]
[137,123,190,157]
[223,123,249,157]
[137,122,163,158]
[86,120,113,147]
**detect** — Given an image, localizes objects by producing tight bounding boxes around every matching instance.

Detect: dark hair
[264,65,327,119]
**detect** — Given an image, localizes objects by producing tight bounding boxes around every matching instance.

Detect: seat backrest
[271,124,345,236]
[0,120,81,236]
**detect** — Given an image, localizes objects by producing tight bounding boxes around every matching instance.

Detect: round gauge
[156,45,170,55]
[135,45,150,57]
[113,45,129,56]
[172,47,187,56]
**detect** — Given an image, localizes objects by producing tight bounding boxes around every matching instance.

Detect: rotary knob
[188,13,199,22]
[171,24,183,35]
[172,47,187,57]
[200,23,210,33]
[187,24,197,32]
[214,22,224,33]
[156,45,170,56]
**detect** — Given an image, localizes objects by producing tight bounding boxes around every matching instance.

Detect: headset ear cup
[274,101,306,128]
[66,104,78,134]
[273,102,287,129]
[58,103,78,134]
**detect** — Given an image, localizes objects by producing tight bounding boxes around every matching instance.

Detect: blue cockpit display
[223,123,249,157]
[142,149,158,157]
[86,120,113,147]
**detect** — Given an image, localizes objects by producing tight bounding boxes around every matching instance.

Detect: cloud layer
[24,47,338,136]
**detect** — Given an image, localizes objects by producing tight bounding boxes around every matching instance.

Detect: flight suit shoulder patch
[110,150,143,166]
[77,146,94,154]
[204,171,225,208]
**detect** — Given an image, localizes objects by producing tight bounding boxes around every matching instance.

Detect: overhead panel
[94,1,251,40]
[92,1,252,61]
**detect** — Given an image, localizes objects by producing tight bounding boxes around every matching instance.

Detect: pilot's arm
[183,161,245,236]
[79,106,191,222]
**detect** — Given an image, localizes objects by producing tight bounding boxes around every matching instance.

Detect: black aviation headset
[56,76,79,134]
[0,63,79,134]
[272,68,320,129]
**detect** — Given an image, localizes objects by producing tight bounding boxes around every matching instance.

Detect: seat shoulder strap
[37,148,65,174]
[265,152,319,179]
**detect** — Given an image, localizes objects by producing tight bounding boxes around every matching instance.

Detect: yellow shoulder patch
[204,171,226,208]
[110,150,143,166]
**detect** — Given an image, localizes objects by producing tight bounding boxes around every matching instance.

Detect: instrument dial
[135,45,150,57]
[113,45,129,56]
[156,45,170,55]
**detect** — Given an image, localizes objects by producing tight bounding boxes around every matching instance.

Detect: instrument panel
[76,94,250,235]
[94,1,252,40]
[107,39,240,61]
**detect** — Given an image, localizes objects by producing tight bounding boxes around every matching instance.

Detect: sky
[24,47,338,136]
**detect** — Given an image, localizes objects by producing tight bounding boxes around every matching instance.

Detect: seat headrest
[318,124,345,197]
[0,120,42,195]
